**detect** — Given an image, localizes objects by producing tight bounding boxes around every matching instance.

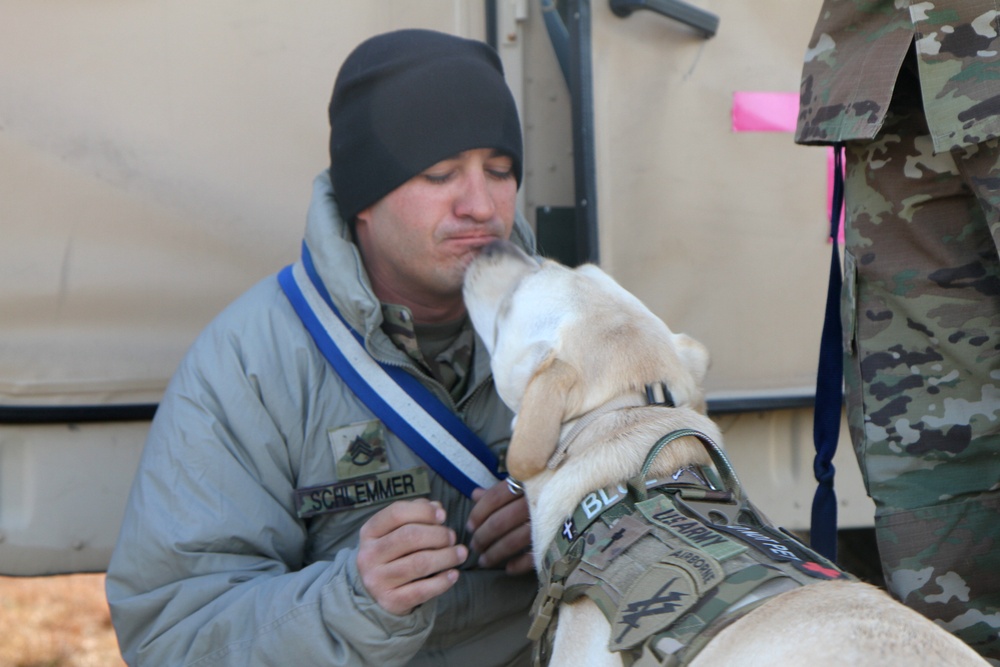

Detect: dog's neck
[548,383,678,469]
[525,406,719,568]
[547,394,647,469]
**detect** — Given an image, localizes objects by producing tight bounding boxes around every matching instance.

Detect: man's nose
[454,171,497,221]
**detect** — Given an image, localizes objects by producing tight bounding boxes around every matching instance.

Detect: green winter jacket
[106,171,538,666]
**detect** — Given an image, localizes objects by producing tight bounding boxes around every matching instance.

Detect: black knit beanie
[328,29,523,223]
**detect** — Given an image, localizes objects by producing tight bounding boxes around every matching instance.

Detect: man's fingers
[475,519,531,569]
[468,492,529,556]
[360,543,468,615]
[357,499,470,615]
[466,483,520,533]
[504,550,535,576]
[360,499,446,541]
[357,499,458,572]
[374,568,462,616]
[360,521,457,566]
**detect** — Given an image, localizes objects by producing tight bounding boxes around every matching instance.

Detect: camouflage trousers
[842,92,1000,661]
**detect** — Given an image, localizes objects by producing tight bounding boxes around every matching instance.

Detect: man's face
[354,147,518,323]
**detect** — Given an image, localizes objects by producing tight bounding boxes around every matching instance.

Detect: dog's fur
[463,241,987,667]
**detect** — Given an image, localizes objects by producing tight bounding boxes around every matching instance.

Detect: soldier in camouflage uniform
[796,1,1000,661]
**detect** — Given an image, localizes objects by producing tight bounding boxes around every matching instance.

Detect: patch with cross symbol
[581,514,651,570]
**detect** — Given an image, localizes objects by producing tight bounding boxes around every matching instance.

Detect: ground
[0,573,125,667]
[0,529,885,666]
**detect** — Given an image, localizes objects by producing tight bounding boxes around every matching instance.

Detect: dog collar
[547,382,678,470]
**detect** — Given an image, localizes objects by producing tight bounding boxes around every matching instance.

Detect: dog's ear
[672,333,710,384]
[506,355,579,480]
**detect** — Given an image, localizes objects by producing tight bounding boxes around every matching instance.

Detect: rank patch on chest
[294,467,430,518]
[328,419,389,479]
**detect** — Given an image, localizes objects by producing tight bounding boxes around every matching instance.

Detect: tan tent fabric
[0,0,486,408]
[0,0,869,576]
[2,0,832,407]
[582,0,870,532]
[0,0,491,574]
[589,0,833,400]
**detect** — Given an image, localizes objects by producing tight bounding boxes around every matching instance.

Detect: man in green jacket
[107,29,537,666]
[796,2,1000,662]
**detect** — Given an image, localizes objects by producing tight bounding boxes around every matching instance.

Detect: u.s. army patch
[609,563,699,652]
[329,420,389,480]
[637,494,746,561]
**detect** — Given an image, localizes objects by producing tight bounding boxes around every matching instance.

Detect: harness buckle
[644,382,675,407]
[527,581,565,641]
[668,487,761,529]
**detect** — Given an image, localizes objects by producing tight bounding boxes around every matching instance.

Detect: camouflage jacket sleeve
[795,0,1000,153]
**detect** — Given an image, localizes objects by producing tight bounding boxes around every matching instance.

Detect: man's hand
[466,481,533,575]
[357,499,468,615]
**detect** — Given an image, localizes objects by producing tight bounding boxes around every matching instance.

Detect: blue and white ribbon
[278,244,502,497]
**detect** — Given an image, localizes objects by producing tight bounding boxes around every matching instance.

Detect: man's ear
[506,356,579,480]
[354,201,373,224]
[352,206,372,248]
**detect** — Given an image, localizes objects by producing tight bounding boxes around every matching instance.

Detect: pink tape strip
[733,91,844,240]
[732,91,799,132]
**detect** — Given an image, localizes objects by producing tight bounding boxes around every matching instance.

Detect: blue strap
[278,244,502,497]
[811,145,846,561]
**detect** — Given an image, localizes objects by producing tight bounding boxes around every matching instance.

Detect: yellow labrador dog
[463,240,987,667]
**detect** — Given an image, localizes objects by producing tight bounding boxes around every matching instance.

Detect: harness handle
[628,429,745,505]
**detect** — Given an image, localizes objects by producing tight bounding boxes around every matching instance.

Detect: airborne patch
[661,547,725,592]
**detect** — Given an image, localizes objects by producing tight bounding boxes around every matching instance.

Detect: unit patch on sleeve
[328,419,390,479]
[294,467,430,518]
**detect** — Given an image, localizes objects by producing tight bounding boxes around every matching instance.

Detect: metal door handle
[609,0,719,38]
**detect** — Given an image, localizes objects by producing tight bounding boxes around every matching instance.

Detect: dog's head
[464,240,710,481]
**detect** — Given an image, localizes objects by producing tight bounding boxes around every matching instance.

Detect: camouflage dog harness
[528,429,851,666]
